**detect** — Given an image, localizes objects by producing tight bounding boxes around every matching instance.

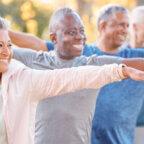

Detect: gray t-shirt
[13,48,122,144]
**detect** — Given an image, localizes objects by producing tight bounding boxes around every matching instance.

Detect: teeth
[73,44,83,49]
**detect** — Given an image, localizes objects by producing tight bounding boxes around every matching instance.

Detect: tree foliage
[0,0,136,42]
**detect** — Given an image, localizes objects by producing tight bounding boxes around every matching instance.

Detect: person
[130,6,144,48]
[90,5,144,144]
[1,17,139,144]
[8,6,144,144]
[129,6,144,144]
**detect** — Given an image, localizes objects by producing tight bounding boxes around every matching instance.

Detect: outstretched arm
[22,63,126,101]
[86,54,144,72]
[21,63,144,101]
[122,58,144,71]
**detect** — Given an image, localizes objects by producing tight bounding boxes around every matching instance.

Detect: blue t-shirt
[46,41,144,144]
[89,47,144,144]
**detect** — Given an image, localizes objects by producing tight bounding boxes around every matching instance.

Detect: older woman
[1,17,144,144]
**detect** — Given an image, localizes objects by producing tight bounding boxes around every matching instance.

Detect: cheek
[105,30,115,39]
[9,49,13,62]
[62,37,74,49]
[105,26,115,37]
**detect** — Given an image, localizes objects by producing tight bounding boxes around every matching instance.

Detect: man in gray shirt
[12,7,144,144]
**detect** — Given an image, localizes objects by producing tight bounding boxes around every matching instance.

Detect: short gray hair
[49,7,79,33]
[131,6,144,24]
[97,4,129,27]
[0,17,10,30]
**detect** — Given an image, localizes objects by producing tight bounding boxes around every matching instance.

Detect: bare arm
[86,55,144,72]
[9,30,48,51]
[122,58,144,71]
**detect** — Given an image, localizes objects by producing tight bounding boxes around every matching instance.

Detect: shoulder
[83,44,100,56]
[45,41,54,51]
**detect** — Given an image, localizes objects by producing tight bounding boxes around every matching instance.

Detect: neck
[130,38,144,48]
[97,37,119,54]
[130,33,137,48]
[55,48,75,60]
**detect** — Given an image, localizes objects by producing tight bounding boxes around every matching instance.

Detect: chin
[76,51,83,56]
[0,64,9,73]
[117,40,125,46]
[0,68,8,73]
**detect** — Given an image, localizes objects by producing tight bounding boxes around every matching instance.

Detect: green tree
[0,0,52,37]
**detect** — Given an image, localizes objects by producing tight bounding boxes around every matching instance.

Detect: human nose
[75,31,86,42]
[120,24,129,34]
[0,46,10,56]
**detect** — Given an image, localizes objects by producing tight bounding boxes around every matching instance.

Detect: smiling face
[100,12,129,50]
[134,22,144,47]
[0,29,12,74]
[50,13,86,60]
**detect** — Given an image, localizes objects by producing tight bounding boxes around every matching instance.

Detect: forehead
[0,29,10,42]
[109,12,129,22]
[59,13,84,29]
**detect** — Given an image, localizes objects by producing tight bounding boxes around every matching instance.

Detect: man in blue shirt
[90,5,144,144]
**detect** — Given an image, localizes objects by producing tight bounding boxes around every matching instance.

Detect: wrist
[118,64,128,79]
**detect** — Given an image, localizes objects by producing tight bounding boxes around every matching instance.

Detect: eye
[8,43,12,48]
[66,30,77,36]
[0,44,3,47]
[80,29,85,34]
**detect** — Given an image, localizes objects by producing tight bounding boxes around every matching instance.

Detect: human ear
[50,33,57,44]
[98,20,106,32]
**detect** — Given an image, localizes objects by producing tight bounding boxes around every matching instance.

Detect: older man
[90,5,144,144]
[130,6,144,144]
[130,6,144,48]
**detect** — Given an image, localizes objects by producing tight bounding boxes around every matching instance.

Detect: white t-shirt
[0,86,8,144]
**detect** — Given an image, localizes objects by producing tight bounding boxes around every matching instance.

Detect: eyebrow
[65,26,84,31]
[0,40,11,43]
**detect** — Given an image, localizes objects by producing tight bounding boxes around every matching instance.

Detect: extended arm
[86,54,144,72]
[122,58,144,71]
[28,63,125,101]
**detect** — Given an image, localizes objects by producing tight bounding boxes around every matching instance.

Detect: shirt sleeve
[12,47,38,66]
[130,48,144,58]
[21,63,125,101]
[86,55,124,66]
[45,41,54,51]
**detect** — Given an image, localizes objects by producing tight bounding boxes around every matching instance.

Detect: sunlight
[41,0,53,3]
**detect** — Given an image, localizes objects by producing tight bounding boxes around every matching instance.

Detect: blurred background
[0,0,143,43]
